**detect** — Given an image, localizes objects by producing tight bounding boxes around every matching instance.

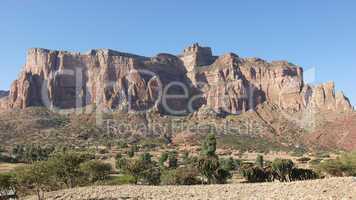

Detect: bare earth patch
[26,177,356,200]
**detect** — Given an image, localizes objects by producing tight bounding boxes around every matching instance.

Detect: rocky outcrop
[2,44,353,115]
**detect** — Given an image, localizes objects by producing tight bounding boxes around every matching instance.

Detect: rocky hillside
[25,177,356,200]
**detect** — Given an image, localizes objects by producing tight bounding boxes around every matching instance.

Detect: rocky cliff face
[2,44,353,115]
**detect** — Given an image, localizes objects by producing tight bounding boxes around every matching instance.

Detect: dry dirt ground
[26,177,356,200]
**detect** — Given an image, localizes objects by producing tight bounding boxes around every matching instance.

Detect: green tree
[15,161,53,200]
[201,133,217,156]
[49,151,93,188]
[198,133,220,184]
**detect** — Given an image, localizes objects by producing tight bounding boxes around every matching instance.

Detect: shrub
[121,157,161,185]
[140,167,161,185]
[271,159,294,182]
[290,168,319,181]
[140,152,153,164]
[160,167,200,185]
[160,170,177,185]
[11,144,55,163]
[80,160,112,183]
[117,141,128,149]
[127,146,135,158]
[214,168,232,184]
[168,151,178,169]
[0,173,17,198]
[159,151,169,167]
[316,152,356,177]
[219,157,235,171]
[240,166,270,183]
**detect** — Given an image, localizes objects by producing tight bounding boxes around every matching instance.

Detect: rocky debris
[2,44,353,116]
[25,177,356,200]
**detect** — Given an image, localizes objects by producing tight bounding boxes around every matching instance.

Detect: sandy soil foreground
[26,177,356,200]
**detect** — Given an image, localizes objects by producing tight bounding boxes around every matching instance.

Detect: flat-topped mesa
[2,44,353,116]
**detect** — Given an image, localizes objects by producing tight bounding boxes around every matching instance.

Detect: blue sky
[1,0,355,105]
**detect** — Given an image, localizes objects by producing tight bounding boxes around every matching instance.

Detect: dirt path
[26,177,356,200]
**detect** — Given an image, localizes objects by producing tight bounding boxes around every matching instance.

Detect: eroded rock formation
[1,43,353,115]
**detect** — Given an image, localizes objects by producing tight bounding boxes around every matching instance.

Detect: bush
[127,146,135,158]
[116,157,127,172]
[290,168,319,181]
[214,168,232,184]
[159,151,169,167]
[80,160,112,183]
[117,141,128,149]
[240,166,270,183]
[160,167,200,185]
[11,144,55,163]
[140,152,152,164]
[316,152,356,177]
[168,151,178,169]
[271,159,294,182]
[0,173,17,198]
[198,155,220,184]
[121,157,161,185]
[219,157,235,171]
[140,167,161,185]
[160,170,177,185]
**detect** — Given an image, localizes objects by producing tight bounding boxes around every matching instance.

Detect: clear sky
[1,0,355,105]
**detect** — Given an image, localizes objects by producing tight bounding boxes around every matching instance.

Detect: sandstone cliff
[2,44,353,115]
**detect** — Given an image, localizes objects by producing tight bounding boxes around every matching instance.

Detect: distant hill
[0,90,8,98]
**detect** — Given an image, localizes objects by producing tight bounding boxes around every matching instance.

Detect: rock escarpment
[1,43,353,115]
